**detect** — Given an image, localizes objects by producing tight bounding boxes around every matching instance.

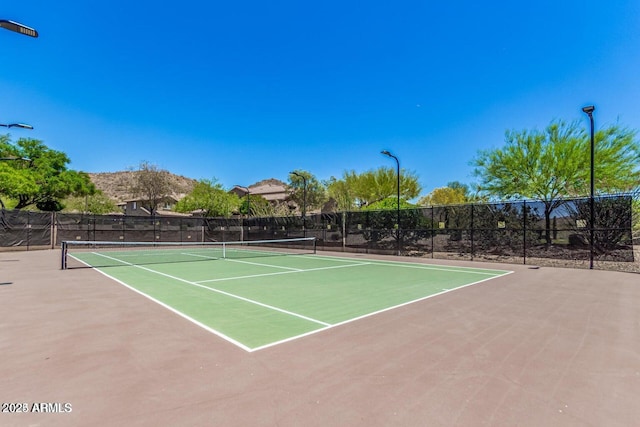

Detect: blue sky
[2,1,639,197]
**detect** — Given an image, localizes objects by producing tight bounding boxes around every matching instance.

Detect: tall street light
[0,20,38,38]
[381,150,401,256]
[290,171,307,237]
[235,185,250,242]
[582,105,595,270]
[1,19,37,212]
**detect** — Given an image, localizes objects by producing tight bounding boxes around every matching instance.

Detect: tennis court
[63,238,512,351]
[3,248,640,426]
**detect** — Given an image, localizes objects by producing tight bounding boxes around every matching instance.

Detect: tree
[287,170,327,212]
[239,194,270,216]
[174,179,240,217]
[129,161,172,215]
[472,119,640,243]
[62,192,118,214]
[419,182,470,206]
[326,167,421,210]
[0,136,95,211]
[361,197,417,211]
[325,176,350,212]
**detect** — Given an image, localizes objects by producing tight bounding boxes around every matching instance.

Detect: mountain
[88,172,198,203]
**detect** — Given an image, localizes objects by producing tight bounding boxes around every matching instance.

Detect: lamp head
[0,156,31,162]
[0,20,38,38]
[0,123,33,129]
[582,105,595,115]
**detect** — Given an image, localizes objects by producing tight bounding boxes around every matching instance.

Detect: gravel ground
[416,247,640,274]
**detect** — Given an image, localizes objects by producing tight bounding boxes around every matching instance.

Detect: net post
[61,241,67,270]
[223,241,226,259]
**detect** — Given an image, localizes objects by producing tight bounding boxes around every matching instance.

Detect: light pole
[291,171,307,237]
[381,150,401,256]
[0,20,38,38]
[1,18,37,212]
[582,105,595,270]
[235,185,250,242]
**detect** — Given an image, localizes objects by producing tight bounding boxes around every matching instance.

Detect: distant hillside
[88,172,198,203]
[250,178,287,188]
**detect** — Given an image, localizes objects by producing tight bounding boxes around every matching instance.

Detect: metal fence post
[51,212,56,249]
[431,207,434,258]
[470,203,475,261]
[523,200,527,265]
[342,211,346,252]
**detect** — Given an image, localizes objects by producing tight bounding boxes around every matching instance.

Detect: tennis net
[61,237,317,269]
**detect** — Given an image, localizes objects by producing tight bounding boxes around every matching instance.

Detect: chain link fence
[1,194,637,272]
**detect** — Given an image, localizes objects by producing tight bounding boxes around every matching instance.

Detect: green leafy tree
[472,119,640,244]
[419,182,471,206]
[288,170,327,212]
[325,175,356,211]
[326,167,421,210]
[0,136,95,211]
[361,197,417,211]
[239,194,270,216]
[63,192,118,214]
[174,179,240,217]
[445,181,489,203]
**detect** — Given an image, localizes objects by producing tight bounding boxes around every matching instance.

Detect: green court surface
[69,249,512,351]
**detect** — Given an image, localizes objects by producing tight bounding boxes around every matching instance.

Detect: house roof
[230,179,289,202]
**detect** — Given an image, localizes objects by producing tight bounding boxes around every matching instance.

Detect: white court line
[195,262,371,284]
[375,263,505,275]
[91,252,331,328]
[69,254,251,351]
[76,251,512,352]
[87,266,254,352]
[225,258,303,271]
[250,270,514,352]
[303,254,512,276]
[180,252,220,260]
[182,252,303,271]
